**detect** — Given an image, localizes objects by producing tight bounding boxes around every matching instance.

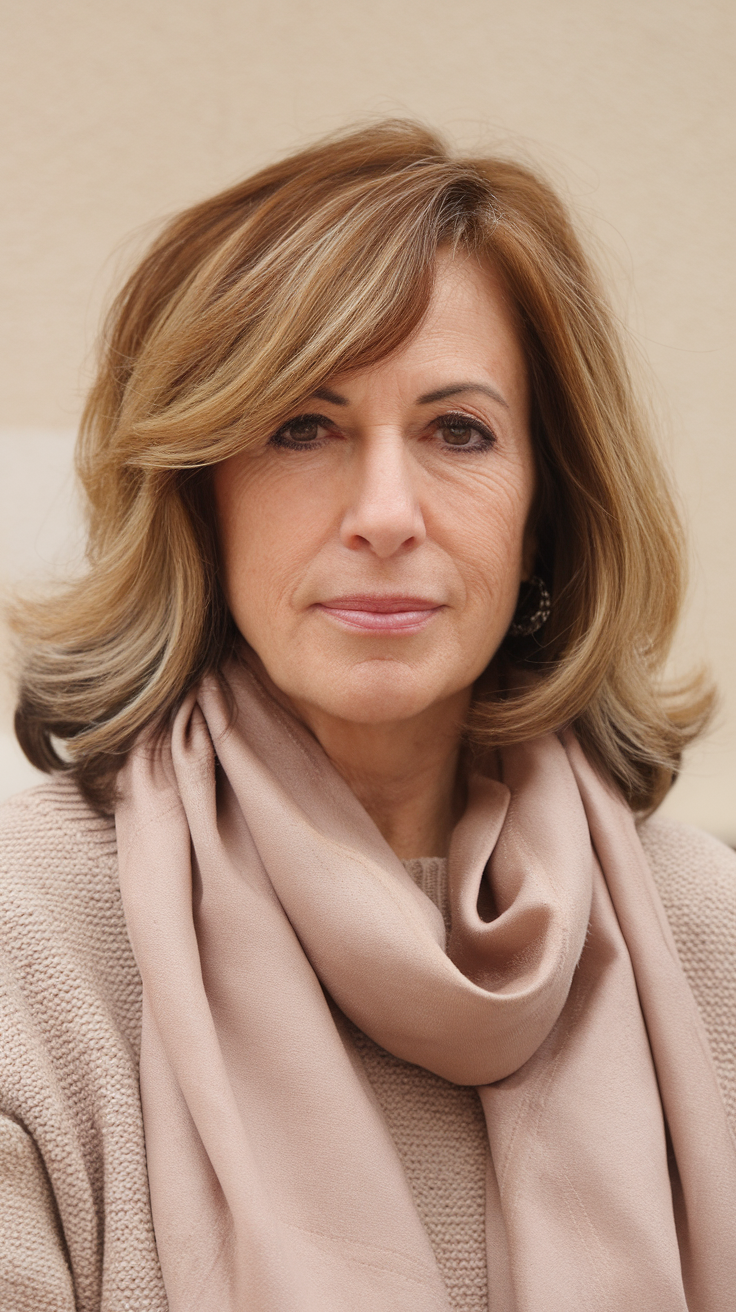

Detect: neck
[293,691,471,860]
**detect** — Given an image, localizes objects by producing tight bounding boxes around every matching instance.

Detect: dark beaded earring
[508,575,551,637]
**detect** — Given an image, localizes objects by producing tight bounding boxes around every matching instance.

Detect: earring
[508,575,551,637]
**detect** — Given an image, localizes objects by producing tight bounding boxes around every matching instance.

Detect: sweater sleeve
[0,780,167,1312]
[0,1113,75,1310]
[638,815,736,1129]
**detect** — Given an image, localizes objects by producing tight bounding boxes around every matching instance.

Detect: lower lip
[314,604,442,634]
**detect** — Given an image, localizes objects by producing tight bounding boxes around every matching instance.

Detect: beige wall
[1,0,734,839]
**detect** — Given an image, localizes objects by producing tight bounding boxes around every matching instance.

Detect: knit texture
[0,780,165,1312]
[639,816,736,1127]
[0,780,734,1311]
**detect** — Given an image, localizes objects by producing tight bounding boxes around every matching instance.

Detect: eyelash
[269,410,497,452]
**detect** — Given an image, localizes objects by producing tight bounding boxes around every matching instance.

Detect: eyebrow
[312,387,349,406]
[310,382,509,409]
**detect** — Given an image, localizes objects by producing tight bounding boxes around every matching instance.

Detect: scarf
[115,660,736,1311]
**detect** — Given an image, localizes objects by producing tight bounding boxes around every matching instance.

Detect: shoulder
[637,813,736,943]
[0,773,117,875]
[0,776,140,1051]
[638,814,736,1122]
[0,774,119,915]
[0,775,120,955]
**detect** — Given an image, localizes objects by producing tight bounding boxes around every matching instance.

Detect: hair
[10,119,712,814]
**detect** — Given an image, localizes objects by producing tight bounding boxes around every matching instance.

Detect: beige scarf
[115,661,736,1311]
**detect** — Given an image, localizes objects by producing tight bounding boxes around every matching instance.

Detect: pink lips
[314,595,443,633]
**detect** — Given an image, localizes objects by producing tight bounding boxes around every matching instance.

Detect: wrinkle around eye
[267,409,498,454]
[269,412,340,449]
[430,412,497,452]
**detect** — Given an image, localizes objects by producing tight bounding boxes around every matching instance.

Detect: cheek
[220,510,284,632]
[215,462,323,635]
[437,467,534,612]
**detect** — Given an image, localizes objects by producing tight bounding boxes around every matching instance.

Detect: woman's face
[214,251,536,730]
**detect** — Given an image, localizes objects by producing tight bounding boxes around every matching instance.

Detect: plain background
[1,0,734,841]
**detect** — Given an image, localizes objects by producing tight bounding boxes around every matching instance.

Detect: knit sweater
[0,779,735,1312]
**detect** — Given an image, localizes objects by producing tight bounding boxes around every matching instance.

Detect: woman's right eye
[269,414,333,448]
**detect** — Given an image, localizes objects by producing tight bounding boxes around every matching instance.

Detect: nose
[339,429,427,558]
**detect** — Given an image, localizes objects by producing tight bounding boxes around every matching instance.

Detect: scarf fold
[115,662,736,1311]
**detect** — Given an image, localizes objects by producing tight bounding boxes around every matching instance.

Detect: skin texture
[214,251,536,858]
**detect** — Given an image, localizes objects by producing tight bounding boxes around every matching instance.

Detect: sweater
[0,778,735,1312]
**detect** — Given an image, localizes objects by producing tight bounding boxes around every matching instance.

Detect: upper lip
[317,594,443,612]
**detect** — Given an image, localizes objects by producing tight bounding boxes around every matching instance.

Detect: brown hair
[10,119,711,812]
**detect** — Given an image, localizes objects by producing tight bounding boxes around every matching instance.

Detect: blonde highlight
[10,120,712,812]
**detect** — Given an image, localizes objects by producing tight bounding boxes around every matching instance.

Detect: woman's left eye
[434,414,495,451]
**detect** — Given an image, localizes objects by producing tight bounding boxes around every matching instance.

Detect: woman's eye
[270,414,333,448]
[435,415,495,450]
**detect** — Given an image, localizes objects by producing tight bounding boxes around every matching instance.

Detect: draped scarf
[115,660,736,1311]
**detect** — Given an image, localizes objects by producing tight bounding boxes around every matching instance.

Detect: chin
[301,659,454,726]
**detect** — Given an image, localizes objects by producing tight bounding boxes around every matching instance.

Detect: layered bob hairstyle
[12,120,711,813]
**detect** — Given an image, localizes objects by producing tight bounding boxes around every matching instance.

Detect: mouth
[314,594,444,634]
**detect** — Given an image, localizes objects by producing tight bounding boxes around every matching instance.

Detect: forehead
[415,250,523,363]
[327,250,528,414]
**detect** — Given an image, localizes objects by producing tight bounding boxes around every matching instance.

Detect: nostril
[340,501,426,557]
[342,524,425,558]
[338,438,427,556]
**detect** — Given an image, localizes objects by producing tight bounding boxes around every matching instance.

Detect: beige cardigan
[0,778,734,1312]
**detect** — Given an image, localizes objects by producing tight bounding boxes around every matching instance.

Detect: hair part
[10,119,712,813]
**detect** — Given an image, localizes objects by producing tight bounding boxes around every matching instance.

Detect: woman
[1,120,735,1312]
